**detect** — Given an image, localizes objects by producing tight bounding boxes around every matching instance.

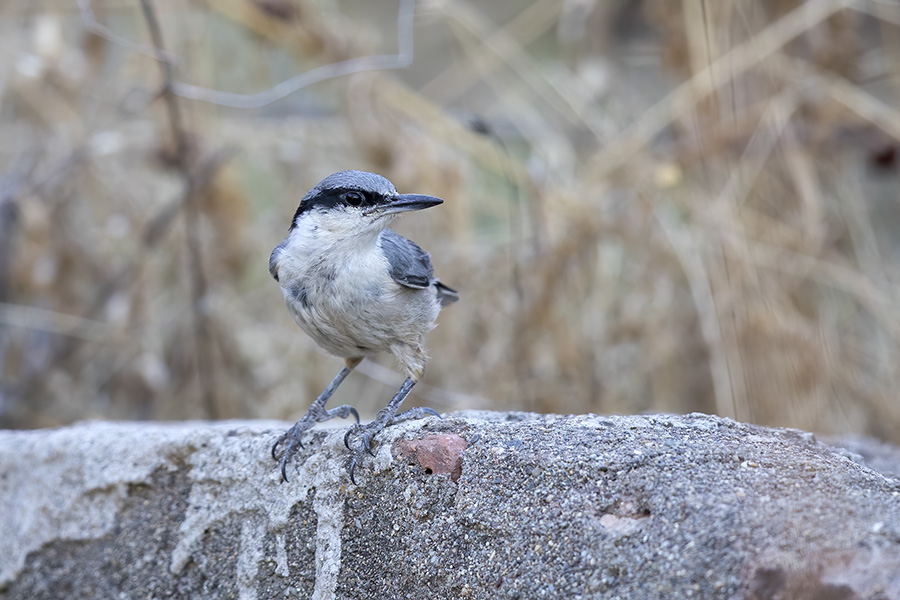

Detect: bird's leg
[273,357,362,482]
[344,377,440,484]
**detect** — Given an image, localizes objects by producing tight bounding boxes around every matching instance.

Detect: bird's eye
[344,191,364,207]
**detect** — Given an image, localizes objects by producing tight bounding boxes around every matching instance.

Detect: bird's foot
[343,407,441,484]
[272,404,359,482]
[389,406,441,426]
[343,422,379,486]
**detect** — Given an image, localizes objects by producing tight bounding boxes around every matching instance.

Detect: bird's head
[288,170,443,238]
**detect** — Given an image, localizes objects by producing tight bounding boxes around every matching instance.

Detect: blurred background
[1,0,900,444]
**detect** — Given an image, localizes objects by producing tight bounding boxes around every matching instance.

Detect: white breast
[271,220,440,362]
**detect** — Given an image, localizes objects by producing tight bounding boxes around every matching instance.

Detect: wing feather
[380,229,434,289]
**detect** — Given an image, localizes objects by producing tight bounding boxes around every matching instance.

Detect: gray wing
[380,229,435,289]
[380,230,460,306]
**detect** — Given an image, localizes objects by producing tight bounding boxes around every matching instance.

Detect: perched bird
[269,170,457,483]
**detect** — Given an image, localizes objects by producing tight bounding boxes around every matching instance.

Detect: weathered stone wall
[2,412,899,599]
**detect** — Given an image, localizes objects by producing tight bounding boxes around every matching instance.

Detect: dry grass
[2,0,900,442]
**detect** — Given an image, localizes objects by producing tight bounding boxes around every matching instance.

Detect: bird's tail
[435,281,459,307]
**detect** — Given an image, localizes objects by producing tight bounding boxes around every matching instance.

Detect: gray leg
[343,378,441,484]
[273,358,361,482]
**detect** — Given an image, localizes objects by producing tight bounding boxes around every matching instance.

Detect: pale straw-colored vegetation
[2,0,900,443]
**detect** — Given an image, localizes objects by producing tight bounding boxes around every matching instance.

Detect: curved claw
[271,437,282,461]
[422,408,442,419]
[348,406,360,424]
[280,455,290,483]
[344,424,376,456]
[279,436,300,483]
[344,426,376,483]
[347,436,371,486]
[349,458,359,486]
[272,427,306,462]
[344,426,356,450]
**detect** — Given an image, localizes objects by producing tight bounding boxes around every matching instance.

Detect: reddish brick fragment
[397,434,467,481]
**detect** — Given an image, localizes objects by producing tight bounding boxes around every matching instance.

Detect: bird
[268,170,457,484]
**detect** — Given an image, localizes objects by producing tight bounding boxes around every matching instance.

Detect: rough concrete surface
[1,412,899,600]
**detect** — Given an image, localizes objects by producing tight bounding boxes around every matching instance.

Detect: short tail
[435,281,459,307]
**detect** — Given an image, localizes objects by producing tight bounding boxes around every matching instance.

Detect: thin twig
[173,0,416,108]
[588,0,854,176]
[655,204,739,421]
[139,0,219,418]
[138,0,186,159]
[79,0,419,109]
[182,157,218,420]
[0,303,114,342]
[9,150,234,417]
[77,0,183,65]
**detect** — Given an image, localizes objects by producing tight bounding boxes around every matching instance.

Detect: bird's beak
[376,194,443,216]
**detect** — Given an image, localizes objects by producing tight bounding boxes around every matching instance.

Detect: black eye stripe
[289,187,386,231]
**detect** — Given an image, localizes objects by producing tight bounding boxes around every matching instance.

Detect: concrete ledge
[1,412,899,599]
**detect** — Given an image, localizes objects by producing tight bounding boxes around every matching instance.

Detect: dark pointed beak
[378,194,443,216]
